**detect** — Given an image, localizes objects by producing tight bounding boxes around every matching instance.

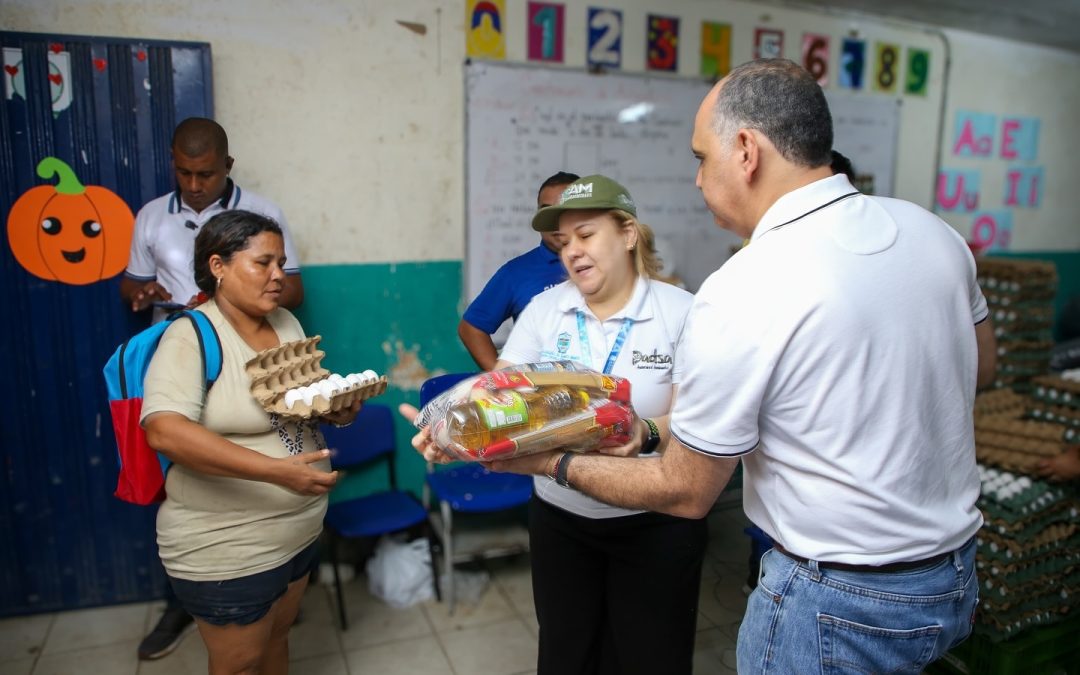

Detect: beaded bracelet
[545,453,563,482]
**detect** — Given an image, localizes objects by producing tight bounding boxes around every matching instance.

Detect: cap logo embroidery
[561,182,593,203]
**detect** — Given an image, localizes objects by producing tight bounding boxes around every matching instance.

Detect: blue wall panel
[0,31,212,617]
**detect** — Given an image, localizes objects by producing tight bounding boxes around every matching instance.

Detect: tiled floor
[0,508,750,675]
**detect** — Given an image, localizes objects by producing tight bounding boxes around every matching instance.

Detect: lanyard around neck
[576,311,633,374]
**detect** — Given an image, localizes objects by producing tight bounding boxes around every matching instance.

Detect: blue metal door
[0,31,212,616]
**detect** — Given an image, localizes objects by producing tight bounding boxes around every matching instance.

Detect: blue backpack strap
[169,309,223,387]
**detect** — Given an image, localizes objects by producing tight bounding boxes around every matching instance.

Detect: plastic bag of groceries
[414,361,635,462]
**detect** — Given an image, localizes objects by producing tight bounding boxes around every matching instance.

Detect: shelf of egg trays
[245,336,387,419]
[971,464,1080,643]
[976,257,1057,392]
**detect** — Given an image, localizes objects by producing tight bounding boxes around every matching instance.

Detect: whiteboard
[465,62,900,300]
[465,61,733,298]
[825,91,901,198]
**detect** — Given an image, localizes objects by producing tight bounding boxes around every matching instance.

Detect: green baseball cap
[531,174,637,232]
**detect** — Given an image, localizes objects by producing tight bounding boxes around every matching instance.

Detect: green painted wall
[293,262,477,502]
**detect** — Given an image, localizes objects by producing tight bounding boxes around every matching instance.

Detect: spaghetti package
[415,361,635,462]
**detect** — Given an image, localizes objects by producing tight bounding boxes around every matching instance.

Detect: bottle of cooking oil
[417,363,635,461]
[445,385,590,453]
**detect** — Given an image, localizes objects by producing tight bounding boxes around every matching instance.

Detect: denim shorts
[737,537,978,674]
[168,541,319,626]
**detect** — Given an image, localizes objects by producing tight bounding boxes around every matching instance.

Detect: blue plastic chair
[419,373,534,612]
[322,403,439,629]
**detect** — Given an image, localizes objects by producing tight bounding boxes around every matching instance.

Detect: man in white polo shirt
[121,118,304,324]
[484,59,998,673]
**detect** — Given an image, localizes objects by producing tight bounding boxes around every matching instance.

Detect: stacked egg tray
[245,336,387,420]
[1029,376,1080,438]
[975,414,1075,474]
[977,257,1058,392]
[974,388,1029,419]
[974,465,1080,641]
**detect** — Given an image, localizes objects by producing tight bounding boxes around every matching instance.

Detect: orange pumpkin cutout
[7,157,134,285]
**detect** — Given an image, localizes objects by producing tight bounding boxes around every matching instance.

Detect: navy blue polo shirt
[462,243,565,333]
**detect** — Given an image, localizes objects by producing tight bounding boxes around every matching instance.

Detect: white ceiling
[785,0,1080,52]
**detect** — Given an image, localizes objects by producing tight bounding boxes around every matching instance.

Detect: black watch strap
[642,418,661,454]
[555,452,574,488]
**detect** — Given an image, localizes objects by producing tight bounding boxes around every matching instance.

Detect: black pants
[529,495,708,675]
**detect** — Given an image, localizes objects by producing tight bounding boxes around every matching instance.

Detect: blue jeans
[737,537,978,674]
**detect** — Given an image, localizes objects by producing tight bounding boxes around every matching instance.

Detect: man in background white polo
[121,117,304,324]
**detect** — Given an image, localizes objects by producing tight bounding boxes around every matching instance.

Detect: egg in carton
[245,336,388,420]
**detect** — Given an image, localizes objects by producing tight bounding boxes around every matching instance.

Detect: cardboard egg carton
[245,336,387,420]
[974,389,1029,419]
[976,416,1071,443]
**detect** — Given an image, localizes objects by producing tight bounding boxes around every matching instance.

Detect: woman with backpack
[140,209,357,674]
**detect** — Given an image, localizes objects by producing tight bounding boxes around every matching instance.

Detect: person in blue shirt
[458,171,579,369]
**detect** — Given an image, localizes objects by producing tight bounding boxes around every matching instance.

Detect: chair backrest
[419,372,475,408]
[321,403,397,472]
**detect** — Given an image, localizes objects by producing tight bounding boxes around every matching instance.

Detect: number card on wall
[874,42,900,93]
[647,15,679,72]
[701,22,731,78]
[755,28,783,59]
[466,0,506,59]
[905,48,929,96]
[588,8,622,69]
[802,33,829,86]
[528,2,565,63]
[838,38,865,90]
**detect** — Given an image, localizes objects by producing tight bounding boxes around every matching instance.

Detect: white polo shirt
[501,276,692,518]
[671,174,987,564]
[125,180,301,323]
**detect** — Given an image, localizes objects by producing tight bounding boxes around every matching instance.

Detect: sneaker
[138,605,195,660]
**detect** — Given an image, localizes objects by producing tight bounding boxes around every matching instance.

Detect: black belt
[772,542,951,574]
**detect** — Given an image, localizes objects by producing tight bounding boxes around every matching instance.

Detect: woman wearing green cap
[402,174,705,673]
[496,174,706,674]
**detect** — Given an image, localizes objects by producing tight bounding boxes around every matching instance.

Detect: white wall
[936,28,1080,251]
[2,0,465,265]
[3,0,1077,264]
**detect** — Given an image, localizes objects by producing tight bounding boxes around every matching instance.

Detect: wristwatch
[642,418,661,454]
[555,452,574,488]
